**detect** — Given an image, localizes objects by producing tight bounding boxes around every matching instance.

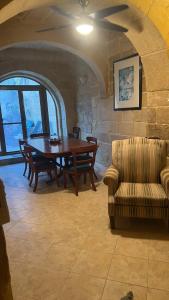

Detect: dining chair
[65,136,98,180]
[68,127,81,139]
[19,138,53,179]
[30,132,49,138]
[30,132,57,164]
[86,136,98,180]
[19,140,28,177]
[63,144,97,196]
[24,146,59,192]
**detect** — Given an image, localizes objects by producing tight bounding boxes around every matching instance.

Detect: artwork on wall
[113,54,142,110]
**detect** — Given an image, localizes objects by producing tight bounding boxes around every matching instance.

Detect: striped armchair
[103,137,169,229]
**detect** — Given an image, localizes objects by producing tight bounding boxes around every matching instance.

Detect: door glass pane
[0,90,21,123]
[0,77,40,86]
[23,91,43,136]
[47,92,58,136]
[4,124,23,152]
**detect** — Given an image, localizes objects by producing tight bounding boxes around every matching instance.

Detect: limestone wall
[0,47,77,132]
[76,33,169,166]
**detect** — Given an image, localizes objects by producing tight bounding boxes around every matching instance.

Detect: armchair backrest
[112,137,167,183]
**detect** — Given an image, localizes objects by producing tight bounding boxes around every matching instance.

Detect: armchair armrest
[160,167,169,197]
[103,165,119,196]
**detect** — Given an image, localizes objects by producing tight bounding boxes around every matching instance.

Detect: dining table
[25,136,93,159]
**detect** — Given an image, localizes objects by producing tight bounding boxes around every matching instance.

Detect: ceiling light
[76,23,94,35]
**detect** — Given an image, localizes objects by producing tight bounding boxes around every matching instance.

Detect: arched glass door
[0,76,60,156]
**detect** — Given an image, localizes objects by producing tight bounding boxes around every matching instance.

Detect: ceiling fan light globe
[76,23,94,35]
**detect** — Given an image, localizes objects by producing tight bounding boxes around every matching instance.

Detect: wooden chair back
[73,127,80,139]
[86,136,97,145]
[30,133,49,138]
[24,145,34,165]
[19,140,26,159]
[70,144,97,170]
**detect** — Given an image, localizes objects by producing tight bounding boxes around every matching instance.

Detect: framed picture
[113,54,142,110]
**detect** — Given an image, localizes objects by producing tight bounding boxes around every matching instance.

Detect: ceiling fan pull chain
[79,0,89,9]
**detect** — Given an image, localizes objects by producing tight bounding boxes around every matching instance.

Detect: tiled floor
[1,163,169,300]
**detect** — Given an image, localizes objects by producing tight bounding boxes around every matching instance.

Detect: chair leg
[94,170,98,180]
[48,170,53,181]
[29,171,34,187]
[33,173,38,192]
[60,157,63,173]
[23,162,27,176]
[89,170,96,191]
[73,175,78,196]
[63,172,67,189]
[54,168,59,187]
[84,173,87,184]
[165,218,169,232]
[109,216,115,229]
[28,165,32,180]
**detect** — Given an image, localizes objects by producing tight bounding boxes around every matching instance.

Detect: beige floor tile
[147,288,169,300]
[7,236,52,266]
[102,280,147,300]
[59,273,105,300]
[114,235,149,258]
[54,234,87,249]
[148,260,169,291]
[3,220,19,232]
[108,255,148,286]
[45,243,82,272]
[10,261,69,300]
[72,249,113,278]
[1,164,169,299]
[83,230,117,253]
[148,239,169,262]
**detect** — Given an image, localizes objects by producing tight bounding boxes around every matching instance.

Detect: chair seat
[33,160,55,171]
[67,154,90,163]
[64,163,90,173]
[115,183,168,207]
[33,154,55,163]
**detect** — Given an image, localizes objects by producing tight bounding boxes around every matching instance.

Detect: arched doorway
[0,73,67,158]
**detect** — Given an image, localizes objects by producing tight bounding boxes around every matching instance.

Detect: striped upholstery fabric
[112,138,166,183]
[104,137,169,224]
[115,183,167,207]
[103,165,119,196]
[161,167,169,197]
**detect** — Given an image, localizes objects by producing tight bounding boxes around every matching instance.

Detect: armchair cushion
[115,183,167,207]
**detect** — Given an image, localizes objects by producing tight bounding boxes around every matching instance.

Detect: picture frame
[113,54,142,110]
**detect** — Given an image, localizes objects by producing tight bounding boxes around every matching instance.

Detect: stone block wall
[76,34,169,166]
[0,47,77,133]
[1,36,169,167]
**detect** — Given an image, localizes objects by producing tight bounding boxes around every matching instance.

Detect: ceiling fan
[37,0,129,35]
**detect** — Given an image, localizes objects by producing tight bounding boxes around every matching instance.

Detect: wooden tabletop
[26,137,91,158]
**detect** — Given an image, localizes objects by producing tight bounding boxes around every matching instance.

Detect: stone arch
[0,40,106,97]
[0,70,68,136]
[0,1,169,159]
[0,0,169,51]
[0,1,168,95]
